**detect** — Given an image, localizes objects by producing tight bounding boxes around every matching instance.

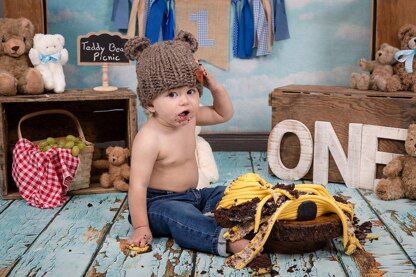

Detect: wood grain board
[0,89,138,199]
[269,85,416,183]
[373,0,416,57]
[0,152,415,276]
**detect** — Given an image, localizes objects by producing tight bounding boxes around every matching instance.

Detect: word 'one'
[267,120,407,189]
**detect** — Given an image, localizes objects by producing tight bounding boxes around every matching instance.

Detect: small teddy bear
[29,33,68,93]
[393,24,416,92]
[92,146,130,192]
[351,43,402,92]
[0,17,44,95]
[375,124,416,200]
[350,72,370,90]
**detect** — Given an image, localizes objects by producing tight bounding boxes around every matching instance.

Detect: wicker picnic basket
[17,109,94,191]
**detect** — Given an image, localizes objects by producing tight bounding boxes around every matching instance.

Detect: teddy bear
[350,72,370,90]
[29,33,68,93]
[351,43,402,92]
[195,125,219,189]
[0,17,44,95]
[375,124,416,200]
[92,146,130,192]
[393,24,416,92]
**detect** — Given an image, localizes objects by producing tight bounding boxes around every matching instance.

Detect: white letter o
[267,120,313,180]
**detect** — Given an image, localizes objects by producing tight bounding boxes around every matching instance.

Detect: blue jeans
[129,186,228,256]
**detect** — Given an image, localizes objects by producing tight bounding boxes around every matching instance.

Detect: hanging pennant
[175,0,230,70]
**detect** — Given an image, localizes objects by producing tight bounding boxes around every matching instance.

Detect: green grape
[46,137,56,145]
[77,141,85,150]
[66,135,76,142]
[44,145,52,151]
[39,140,48,148]
[71,146,80,157]
[65,141,74,149]
[58,139,66,148]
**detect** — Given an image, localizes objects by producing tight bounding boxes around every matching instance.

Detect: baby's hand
[128,226,153,248]
[196,62,221,91]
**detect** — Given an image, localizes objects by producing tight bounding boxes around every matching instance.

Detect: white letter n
[313,121,362,187]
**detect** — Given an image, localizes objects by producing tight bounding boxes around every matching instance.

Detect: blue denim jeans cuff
[217,228,229,257]
[130,186,227,256]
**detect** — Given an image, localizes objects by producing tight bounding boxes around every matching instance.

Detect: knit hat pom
[124,37,151,61]
[175,30,198,53]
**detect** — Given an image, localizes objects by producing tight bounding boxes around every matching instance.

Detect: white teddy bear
[195,125,219,189]
[29,34,68,93]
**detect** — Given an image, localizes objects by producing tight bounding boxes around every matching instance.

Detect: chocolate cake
[247,253,272,276]
[214,173,372,271]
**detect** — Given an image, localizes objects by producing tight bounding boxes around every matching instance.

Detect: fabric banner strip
[175,0,230,70]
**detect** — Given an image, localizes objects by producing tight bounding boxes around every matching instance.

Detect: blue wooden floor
[1,152,416,276]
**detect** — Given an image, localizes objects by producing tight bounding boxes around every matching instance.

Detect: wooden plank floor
[1,152,415,276]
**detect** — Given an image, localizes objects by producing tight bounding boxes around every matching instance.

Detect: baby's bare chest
[157,133,196,165]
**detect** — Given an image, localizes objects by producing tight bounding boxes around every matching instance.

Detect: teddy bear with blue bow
[393,24,416,92]
[29,34,68,93]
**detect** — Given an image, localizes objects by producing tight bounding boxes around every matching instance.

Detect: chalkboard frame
[77,31,130,65]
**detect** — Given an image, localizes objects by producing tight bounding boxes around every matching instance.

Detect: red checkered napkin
[12,138,80,209]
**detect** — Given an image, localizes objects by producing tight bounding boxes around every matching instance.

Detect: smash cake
[214,173,373,273]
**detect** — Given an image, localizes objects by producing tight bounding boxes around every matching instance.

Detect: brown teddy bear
[0,17,44,95]
[351,43,402,92]
[93,146,130,192]
[375,124,416,200]
[350,72,370,90]
[393,24,416,92]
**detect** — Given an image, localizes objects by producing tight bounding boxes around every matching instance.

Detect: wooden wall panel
[373,0,416,56]
[3,0,47,34]
[269,85,416,183]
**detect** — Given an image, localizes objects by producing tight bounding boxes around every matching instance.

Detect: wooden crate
[0,88,138,199]
[3,0,47,34]
[269,85,416,183]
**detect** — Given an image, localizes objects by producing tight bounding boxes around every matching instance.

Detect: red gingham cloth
[12,138,80,209]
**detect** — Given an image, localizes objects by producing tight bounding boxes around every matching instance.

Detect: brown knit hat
[124,30,203,108]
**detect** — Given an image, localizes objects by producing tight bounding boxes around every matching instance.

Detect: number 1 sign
[175,0,230,70]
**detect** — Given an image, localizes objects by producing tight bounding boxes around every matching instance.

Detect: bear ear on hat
[175,30,198,53]
[124,36,151,61]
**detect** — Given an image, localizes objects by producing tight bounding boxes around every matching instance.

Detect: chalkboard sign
[77,32,130,65]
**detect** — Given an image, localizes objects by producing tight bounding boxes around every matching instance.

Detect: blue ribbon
[232,0,239,57]
[237,0,254,59]
[162,0,174,40]
[395,49,416,73]
[145,0,166,44]
[39,53,61,64]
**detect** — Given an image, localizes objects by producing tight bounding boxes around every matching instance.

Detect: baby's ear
[124,36,150,61]
[175,30,198,53]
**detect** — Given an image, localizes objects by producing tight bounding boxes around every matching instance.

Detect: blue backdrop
[44,0,372,133]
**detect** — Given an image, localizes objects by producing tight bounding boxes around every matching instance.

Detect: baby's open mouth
[178,110,190,121]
